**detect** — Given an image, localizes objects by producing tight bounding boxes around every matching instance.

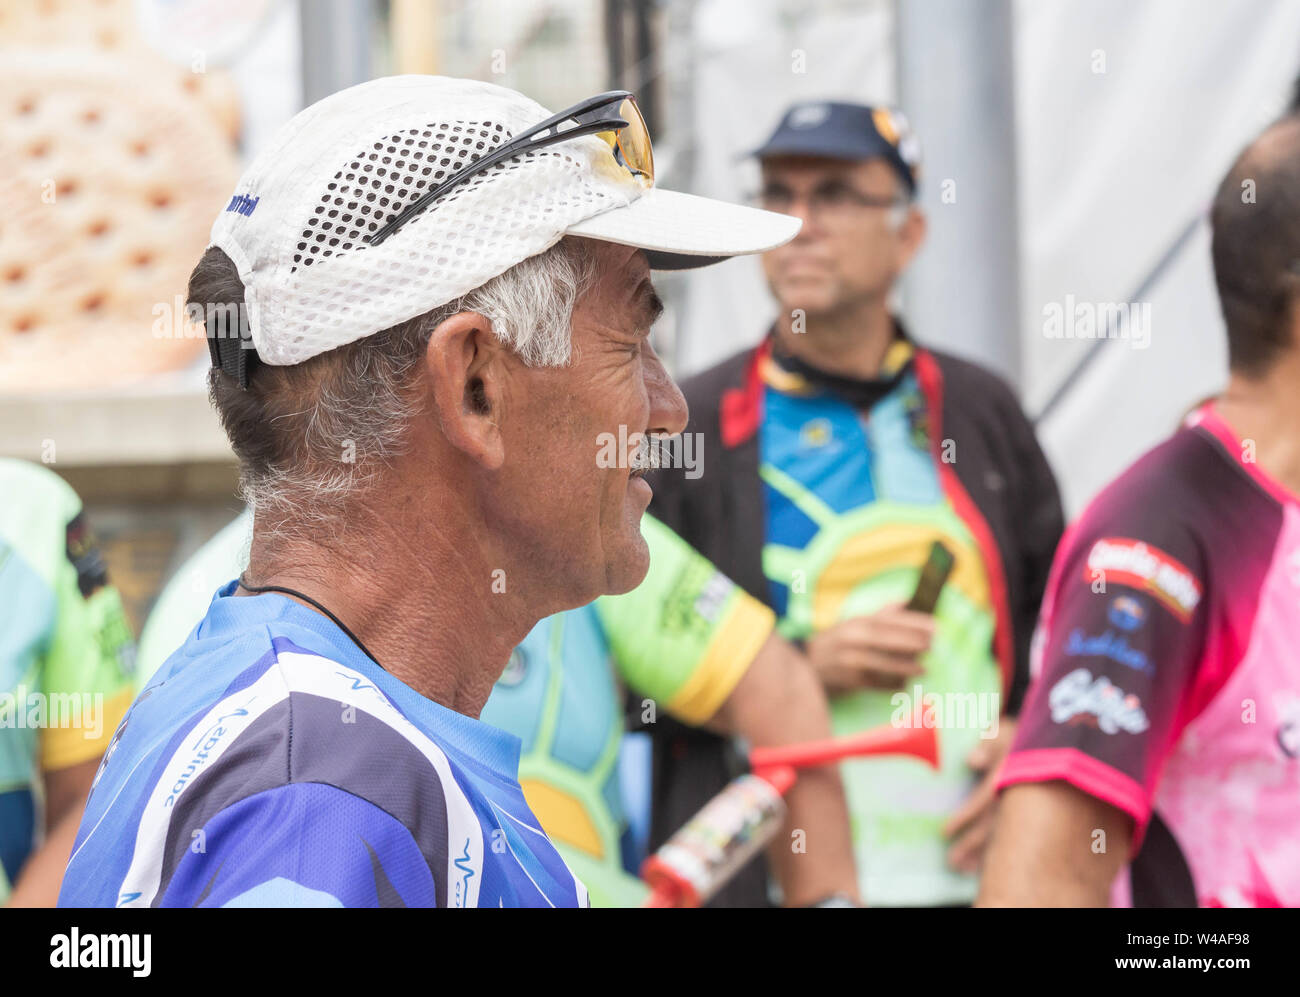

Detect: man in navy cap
[645,101,1064,906]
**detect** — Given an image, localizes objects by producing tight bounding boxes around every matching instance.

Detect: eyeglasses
[367,90,654,246]
[756,181,908,222]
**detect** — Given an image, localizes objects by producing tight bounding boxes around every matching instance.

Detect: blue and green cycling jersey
[759,342,1000,905]
[134,511,774,906]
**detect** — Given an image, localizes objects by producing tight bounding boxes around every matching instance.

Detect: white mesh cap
[208,75,800,366]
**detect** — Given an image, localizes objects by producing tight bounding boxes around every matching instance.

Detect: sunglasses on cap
[368,90,653,247]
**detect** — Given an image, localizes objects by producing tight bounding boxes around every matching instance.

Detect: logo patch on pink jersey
[1049,668,1150,734]
[1084,537,1203,622]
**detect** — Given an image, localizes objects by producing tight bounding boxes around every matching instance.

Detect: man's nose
[778,197,822,240]
[644,348,689,438]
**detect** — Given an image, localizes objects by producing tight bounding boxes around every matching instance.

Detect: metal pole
[896,0,1021,389]
[300,0,374,107]
[632,0,657,135]
[605,0,626,91]
[657,0,698,375]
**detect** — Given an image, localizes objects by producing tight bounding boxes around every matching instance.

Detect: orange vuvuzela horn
[749,720,940,774]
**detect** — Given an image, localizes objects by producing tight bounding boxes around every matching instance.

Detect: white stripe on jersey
[115,650,483,908]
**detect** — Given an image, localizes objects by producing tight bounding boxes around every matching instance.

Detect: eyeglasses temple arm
[507,90,632,145]
[369,104,630,246]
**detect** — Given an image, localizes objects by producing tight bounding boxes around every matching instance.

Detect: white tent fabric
[674,0,1300,515]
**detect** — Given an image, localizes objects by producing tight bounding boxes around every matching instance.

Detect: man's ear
[897,206,927,269]
[424,311,507,470]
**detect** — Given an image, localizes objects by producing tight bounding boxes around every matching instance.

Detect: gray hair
[190,238,598,538]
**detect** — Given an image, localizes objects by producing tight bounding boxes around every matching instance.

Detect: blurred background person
[980,108,1300,909]
[646,100,1062,906]
[0,460,136,907]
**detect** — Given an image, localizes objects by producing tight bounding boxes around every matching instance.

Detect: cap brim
[564,187,800,271]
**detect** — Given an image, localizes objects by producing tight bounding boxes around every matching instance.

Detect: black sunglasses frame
[367,90,639,247]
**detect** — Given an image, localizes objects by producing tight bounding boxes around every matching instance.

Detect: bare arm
[709,632,859,906]
[5,756,100,907]
[976,780,1131,907]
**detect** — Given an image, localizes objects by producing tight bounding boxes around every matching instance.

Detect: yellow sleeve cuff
[666,595,775,725]
[40,687,132,771]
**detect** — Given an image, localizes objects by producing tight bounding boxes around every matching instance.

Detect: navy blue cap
[751,101,921,197]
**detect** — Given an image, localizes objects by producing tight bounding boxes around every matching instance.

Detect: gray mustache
[629,434,669,472]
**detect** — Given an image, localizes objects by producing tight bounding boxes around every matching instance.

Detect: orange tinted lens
[608,97,653,183]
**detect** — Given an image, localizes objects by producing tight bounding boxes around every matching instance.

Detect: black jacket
[642,335,1064,907]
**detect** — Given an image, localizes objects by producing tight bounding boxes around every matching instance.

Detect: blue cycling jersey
[58,582,587,908]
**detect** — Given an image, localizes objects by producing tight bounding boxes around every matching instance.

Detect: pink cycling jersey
[999,402,1300,907]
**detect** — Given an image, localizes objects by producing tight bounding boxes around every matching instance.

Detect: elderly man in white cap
[58,77,804,908]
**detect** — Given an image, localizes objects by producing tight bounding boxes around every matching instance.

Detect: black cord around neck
[237,577,386,672]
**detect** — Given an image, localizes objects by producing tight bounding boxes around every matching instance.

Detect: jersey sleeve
[37,487,136,771]
[158,781,437,908]
[595,514,774,724]
[997,505,1210,844]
